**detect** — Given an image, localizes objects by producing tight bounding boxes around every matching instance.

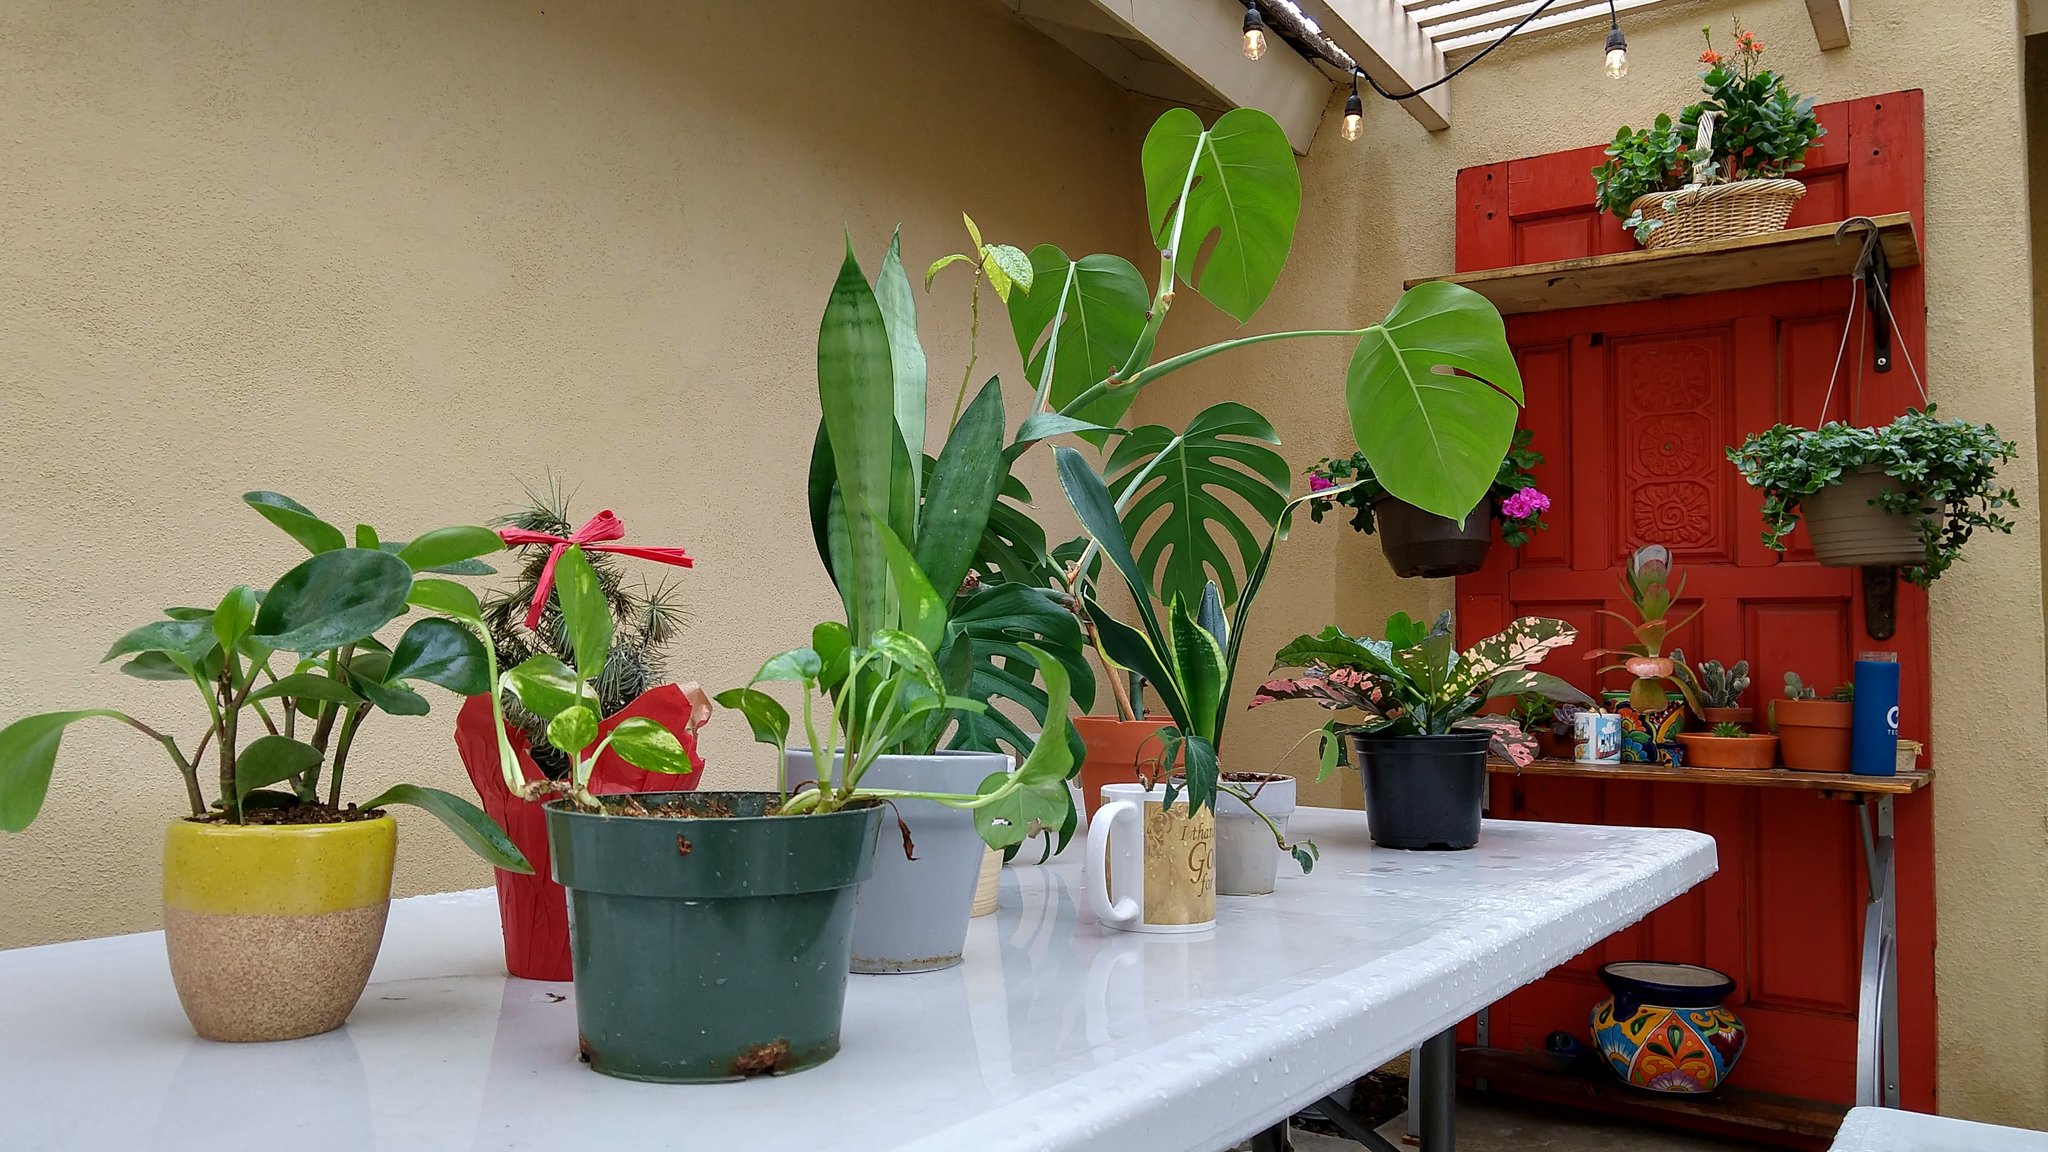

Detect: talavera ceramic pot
[1591,961,1746,1093]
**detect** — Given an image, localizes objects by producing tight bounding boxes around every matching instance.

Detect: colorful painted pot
[1604,693,1687,764]
[1592,961,1746,1093]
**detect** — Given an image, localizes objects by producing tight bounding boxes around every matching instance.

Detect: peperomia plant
[1725,406,2019,585]
[1252,612,1591,767]
[0,492,529,871]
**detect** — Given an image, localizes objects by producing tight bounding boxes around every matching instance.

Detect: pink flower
[1308,473,1335,493]
[1500,488,1551,520]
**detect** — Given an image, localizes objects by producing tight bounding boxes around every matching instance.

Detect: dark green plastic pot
[545,792,882,1083]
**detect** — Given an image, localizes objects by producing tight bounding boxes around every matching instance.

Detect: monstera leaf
[1346,281,1525,523]
[944,584,1094,760]
[1106,403,1291,610]
[1142,107,1301,323]
[970,473,1058,586]
[1007,247,1151,426]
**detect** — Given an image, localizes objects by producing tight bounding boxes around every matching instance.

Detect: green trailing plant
[1697,659,1750,709]
[0,492,529,872]
[1726,405,2019,585]
[1710,721,1748,738]
[1593,114,1687,222]
[1307,428,1550,545]
[1587,545,1703,714]
[482,484,688,779]
[1252,612,1592,767]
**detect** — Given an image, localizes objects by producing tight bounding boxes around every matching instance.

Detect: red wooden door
[1452,92,1936,1124]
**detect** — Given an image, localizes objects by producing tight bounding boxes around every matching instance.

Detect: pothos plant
[1251,612,1591,767]
[0,492,529,872]
[1725,406,2019,585]
[1307,428,1550,546]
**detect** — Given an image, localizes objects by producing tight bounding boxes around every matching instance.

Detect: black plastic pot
[546,791,883,1082]
[1374,497,1492,579]
[1347,732,1489,850]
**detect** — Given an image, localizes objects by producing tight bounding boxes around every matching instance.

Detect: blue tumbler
[1851,653,1901,777]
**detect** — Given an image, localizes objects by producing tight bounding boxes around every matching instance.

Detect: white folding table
[1831,1106,2048,1151]
[0,808,1712,1152]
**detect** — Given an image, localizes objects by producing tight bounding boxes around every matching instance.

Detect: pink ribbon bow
[497,510,694,631]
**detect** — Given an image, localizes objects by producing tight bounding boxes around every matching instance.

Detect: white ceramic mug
[1087,783,1216,934]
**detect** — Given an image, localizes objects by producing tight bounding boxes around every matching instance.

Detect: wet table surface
[1831,1107,2048,1151]
[2,808,1713,1152]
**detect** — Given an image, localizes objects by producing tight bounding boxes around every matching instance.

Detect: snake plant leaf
[605,717,694,775]
[712,687,790,748]
[395,526,504,574]
[879,522,946,658]
[1346,281,1525,522]
[1007,247,1150,427]
[0,710,132,831]
[808,421,839,583]
[876,230,927,510]
[818,237,901,640]
[252,548,413,653]
[1142,107,1301,324]
[233,735,324,804]
[945,583,1096,758]
[552,545,612,684]
[1108,403,1290,610]
[1084,593,1190,733]
[914,377,1006,604]
[1054,445,1166,646]
[1196,582,1227,653]
[385,617,491,697]
[243,491,346,554]
[1166,595,1227,742]
[361,784,531,873]
[1443,616,1580,700]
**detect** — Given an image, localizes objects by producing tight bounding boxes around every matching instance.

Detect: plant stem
[215,666,239,822]
[1058,328,1366,425]
[304,645,356,801]
[115,715,206,818]
[947,269,984,434]
[1029,261,1081,416]
[326,705,368,808]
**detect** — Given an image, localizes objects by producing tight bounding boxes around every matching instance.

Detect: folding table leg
[1855,796,1900,1109]
[1419,1028,1456,1151]
[1249,1120,1293,1152]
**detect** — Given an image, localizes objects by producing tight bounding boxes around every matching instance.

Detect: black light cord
[1345,0,1564,102]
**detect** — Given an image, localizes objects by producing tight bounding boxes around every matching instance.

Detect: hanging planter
[1627,177,1805,251]
[1799,466,1936,568]
[1307,429,1550,580]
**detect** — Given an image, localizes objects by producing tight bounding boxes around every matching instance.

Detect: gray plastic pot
[1802,466,1933,568]
[1210,774,1296,896]
[783,748,1010,973]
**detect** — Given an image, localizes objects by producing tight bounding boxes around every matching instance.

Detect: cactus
[1698,659,1750,709]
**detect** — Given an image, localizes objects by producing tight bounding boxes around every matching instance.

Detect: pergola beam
[1294,0,1451,131]
[1806,0,1851,50]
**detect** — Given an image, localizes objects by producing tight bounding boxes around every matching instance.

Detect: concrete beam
[1297,0,1450,131]
[1806,0,1850,49]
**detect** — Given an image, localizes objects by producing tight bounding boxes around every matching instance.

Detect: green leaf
[103,619,216,666]
[945,584,1096,758]
[406,578,483,621]
[753,647,823,685]
[1108,403,1290,609]
[1007,248,1149,427]
[877,229,928,512]
[386,617,490,696]
[879,521,947,658]
[1166,596,1227,741]
[352,675,428,717]
[362,784,531,873]
[981,243,1034,303]
[162,606,215,622]
[354,524,380,550]
[1011,412,1119,452]
[914,377,1006,604]
[924,251,973,289]
[962,213,984,252]
[1142,107,1301,323]
[713,687,791,748]
[501,653,586,721]
[552,545,612,682]
[972,771,1067,850]
[0,710,131,831]
[1010,643,1076,788]
[813,621,853,691]
[379,542,495,577]
[1443,616,1580,700]
[119,652,191,682]
[548,705,599,755]
[252,548,414,653]
[234,735,324,803]
[212,586,260,654]
[818,237,900,640]
[395,526,503,573]
[247,672,364,706]
[1347,281,1524,522]
[606,717,695,775]
[1054,445,1168,650]
[243,492,347,554]
[1085,594,1190,732]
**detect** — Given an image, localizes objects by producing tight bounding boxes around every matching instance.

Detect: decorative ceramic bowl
[1591,961,1746,1093]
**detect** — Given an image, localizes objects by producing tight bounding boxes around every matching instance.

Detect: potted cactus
[1677,721,1779,770]
[1696,659,1753,728]
[1774,673,1854,773]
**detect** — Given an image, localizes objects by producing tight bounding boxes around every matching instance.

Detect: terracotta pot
[1773,698,1853,772]
[1373,496,1493,579]
[1676,733,1779,770]
[455,689,705,982]
[1073,716,1177,820]
[161,814,396,1042]
[1802,466,1933,569]
[1700,706,1755,730]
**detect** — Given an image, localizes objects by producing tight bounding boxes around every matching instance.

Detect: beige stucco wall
[0,0,1146,947]
[1132,0,2046,1125]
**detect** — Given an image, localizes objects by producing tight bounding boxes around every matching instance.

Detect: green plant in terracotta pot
[1773,672,1854,773]
[1587,545,1703,762]
[1696,658,1753,728]
[1677,720,1780,770]
[0,492,529,1043]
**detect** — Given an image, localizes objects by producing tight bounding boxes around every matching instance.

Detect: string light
[1340,73,1363,142]
[1241,2,1268,61]
[1603,0,1630,78]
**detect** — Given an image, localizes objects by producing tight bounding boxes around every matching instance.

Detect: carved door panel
[1450,92,1935,1120]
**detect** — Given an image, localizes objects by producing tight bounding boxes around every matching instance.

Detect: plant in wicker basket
[482,487,689,779]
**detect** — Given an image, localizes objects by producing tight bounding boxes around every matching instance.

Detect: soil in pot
[1373,496,1492,579]
[1347,732,1488,850]
[1774,699,1853,772]
[546,791,882,1082]
[162,810,396,1042]
[1802,466,1934,569]
[1675,733,1779,770]
[1203,772,1296,896]
[1074,716,1177,820]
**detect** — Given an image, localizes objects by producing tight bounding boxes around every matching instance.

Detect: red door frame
[1450,91,1935,1128]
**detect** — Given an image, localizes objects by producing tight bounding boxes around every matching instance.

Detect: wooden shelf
[1406,214,1920,315]
[1488,756,1930,796]
[1463,1047,1848,1143]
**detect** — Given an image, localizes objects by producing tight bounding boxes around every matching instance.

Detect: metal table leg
[1419,1028,1456,1150]
[1250,1120,1293,1152]
[1855,795,1901,1109]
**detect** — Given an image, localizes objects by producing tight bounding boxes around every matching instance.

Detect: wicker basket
[1629,178,1806,250]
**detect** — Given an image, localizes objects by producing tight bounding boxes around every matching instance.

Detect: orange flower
[1700,49,1723,65]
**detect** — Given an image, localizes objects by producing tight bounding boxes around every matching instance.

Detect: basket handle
[1690,110,1718,186]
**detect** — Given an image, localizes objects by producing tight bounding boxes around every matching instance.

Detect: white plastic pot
[1211,774,1297,896]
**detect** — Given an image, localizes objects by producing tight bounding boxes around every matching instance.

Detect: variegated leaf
[1446,616,1577,699]
[1454,713,1535,766]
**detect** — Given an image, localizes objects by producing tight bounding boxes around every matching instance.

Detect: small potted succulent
[1308,429,1549,579]
[1594,22,1824,248]
[1727,406,2019,583]
[1677,721,1779,770]
[1254,612,1590,850]
[1588,545,1703,763]
[0,493,528,1043]
[1774,673,1854,773]
[1695,659,1753,728]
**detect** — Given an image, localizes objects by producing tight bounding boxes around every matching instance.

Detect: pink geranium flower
[1500,488,1551,520]
[1308,473,1335,493]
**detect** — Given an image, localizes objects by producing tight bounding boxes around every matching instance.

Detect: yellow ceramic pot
[162,815,397,1042]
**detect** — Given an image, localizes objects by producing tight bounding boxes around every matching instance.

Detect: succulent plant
[1784,672,1853,703]
[1698,659,1751,709]
[1711,721,1747,738]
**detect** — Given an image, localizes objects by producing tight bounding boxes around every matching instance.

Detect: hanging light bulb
[1341,74,1364,142]
[1242,2,1268,61]
[1603,4,1629,79]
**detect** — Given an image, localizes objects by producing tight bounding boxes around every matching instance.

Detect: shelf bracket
[1861,565,1898,641]
[1840,216,1893,373]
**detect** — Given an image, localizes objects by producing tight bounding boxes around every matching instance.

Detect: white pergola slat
[1396,0,1851,56]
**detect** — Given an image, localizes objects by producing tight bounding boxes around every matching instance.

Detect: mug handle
[1088,799,1141,929]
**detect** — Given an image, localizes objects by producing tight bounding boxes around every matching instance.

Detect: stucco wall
[0,0,1146,948]
[1131,0,2046,1124]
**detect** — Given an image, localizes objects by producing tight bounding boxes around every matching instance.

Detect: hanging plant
[1726,406,2019,585]
[1307,428,1550,546]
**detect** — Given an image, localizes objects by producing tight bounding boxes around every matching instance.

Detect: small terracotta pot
[1073,716,1177,820]
[1700,706,1755,730]
[162,814,396,1042]
[1676,733,1779,770]
[1773,698,1853,772]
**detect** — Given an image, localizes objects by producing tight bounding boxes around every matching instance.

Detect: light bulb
[1340,87,1363,142]
[1242,26,1267,60]
[1605,46,1630,79]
